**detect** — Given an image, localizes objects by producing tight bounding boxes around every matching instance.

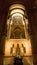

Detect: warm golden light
[12,13,23,18]
[4,4,33,65]
[9,4,25,11]
[10,9,24,15]
[5,39,32,56]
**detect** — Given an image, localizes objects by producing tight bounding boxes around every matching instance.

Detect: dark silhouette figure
[14,56,23,65]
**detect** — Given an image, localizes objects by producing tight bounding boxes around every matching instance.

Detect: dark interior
[0,0,37,65]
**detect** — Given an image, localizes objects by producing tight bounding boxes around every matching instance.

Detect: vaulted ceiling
[0,0,31,11]
[0,0,37,65]
[0,0,36,12]
[0,0,37,53]
[0,0,37,44]
[0,0,32,34]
